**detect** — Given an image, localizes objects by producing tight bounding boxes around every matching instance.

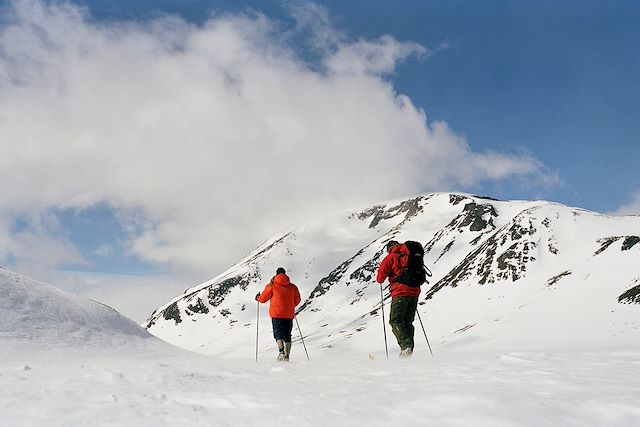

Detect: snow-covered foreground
[2,341,640,427]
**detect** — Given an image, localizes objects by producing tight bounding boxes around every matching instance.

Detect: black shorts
[272,318,293,342]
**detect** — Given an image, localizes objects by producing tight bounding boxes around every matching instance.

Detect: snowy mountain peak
[145,193,640,356]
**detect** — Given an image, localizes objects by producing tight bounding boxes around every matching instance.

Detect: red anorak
[376,244,421,298]
[257,273,301,319]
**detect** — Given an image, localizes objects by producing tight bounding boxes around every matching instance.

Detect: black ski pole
[295,316,310,361]
[255,301,260,363]
[380,285,389,359]
[416,310,434,357]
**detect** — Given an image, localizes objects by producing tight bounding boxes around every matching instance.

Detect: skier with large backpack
[376,240,428,357]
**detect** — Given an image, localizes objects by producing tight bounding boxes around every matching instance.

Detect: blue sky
[1,0,638,320]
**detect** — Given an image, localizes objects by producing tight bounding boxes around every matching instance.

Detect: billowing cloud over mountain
[0,0,555,282]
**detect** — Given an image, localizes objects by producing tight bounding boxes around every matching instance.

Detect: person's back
[376,240,423,357]
[256,267,301,361]
[265,273,299,319]
[377,244,421,298]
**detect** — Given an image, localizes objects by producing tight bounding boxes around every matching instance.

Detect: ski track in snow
[2,342,640,427]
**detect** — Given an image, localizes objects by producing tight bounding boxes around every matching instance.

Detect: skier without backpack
[255,267,301,362]
[376,240,430,358]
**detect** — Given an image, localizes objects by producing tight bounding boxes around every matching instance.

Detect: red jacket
[258,273,301,319]
[376,244,421,298]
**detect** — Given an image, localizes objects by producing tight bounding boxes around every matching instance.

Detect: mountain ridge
[145,192,640,357]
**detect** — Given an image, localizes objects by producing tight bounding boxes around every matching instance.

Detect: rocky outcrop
[426,210,538,299]
[618,283,640,304]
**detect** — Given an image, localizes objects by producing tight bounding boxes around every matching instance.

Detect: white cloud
[286,0,345,51]
[0,213,87,274]
[0,1,556,305]
[612,191,640,216]
[46,270,192,323]
[325,35,427,76]
[94,244,114,257]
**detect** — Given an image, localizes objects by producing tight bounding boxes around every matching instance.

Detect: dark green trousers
[389,296,418,350]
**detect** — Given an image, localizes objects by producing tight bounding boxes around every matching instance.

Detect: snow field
[2,342,640,427]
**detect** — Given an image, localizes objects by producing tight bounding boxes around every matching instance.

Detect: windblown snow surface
[3,192,640,426]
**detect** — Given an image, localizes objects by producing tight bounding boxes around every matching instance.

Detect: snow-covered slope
[2,197,640,427]
[1,269,639,427]
[146,193,640,357]
[0,268,150,345]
